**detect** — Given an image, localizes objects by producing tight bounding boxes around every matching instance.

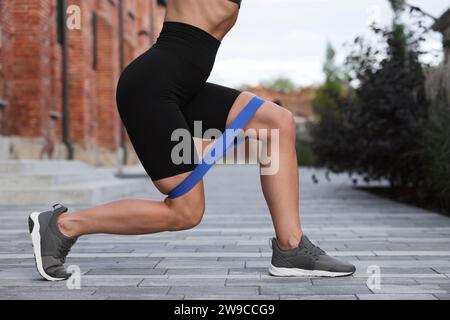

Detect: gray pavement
[1,166,450,300]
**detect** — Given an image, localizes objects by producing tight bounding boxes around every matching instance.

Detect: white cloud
[211,0,448,88]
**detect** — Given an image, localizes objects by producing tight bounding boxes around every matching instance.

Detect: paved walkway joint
[1,166,449,300]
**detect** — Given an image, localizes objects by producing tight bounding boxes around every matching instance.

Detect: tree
[310,43,353,172]
[344,1,428,186]
[420,62,450,213]
[311,1,430,187]
[262,77,296,93]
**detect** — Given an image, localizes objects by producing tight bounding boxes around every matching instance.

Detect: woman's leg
[225,92,302,250]
[57,175,206,238]
[59,90,301,249]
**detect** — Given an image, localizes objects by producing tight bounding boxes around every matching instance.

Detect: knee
[168,198,205,231]
[268,103,297,141]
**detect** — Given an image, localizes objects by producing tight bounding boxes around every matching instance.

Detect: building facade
[0,0,166,165]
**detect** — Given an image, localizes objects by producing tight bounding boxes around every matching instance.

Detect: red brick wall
[67,0,96,149]
[0,1,6,101]
[96,12,120,151]
[0,0,54,137]
[0,0,165,162]
[248,86,316,120]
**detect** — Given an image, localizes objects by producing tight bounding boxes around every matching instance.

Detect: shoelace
[302,237,325,257]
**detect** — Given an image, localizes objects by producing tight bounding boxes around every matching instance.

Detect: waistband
[157,21,221,53]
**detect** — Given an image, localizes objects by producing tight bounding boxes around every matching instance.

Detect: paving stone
[228,267,266,276]
[93,286,170,296]
[226,277,311,286]
[105,295,184,300]
[184,295,279,300]
[140,278,226,287]
[280,295,357,300]
[357,294,437,300]
[1,166,450,299]
[86,268,166,276]
[260,285,372,295]
[165,268,228,275]
[370,285,447,294]
[58,277,143,287]
[169,286,259,295]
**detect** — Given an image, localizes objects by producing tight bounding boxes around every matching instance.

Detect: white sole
[29,212,66,282]
[269,264,354,278]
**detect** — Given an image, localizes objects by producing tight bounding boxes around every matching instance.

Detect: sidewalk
[0,166,449,300]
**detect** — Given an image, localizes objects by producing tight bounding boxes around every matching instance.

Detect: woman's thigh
[225,91,292,132]
[181,82,241,137]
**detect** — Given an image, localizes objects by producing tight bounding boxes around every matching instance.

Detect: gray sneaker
[28,204,77,281]
[269,235,356,277]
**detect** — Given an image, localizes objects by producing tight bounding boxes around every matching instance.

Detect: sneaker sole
[269,264,354,278]
[29,212,66,282]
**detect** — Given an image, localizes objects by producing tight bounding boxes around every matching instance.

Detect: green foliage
[323,43,341,83]
[311,4,429,188]
[420,108,450,213]
[310,43,354,173]
[312,42,343,114]
[310,1,450,213]
[296,142,316,167]
[347,37,428,186]
[389,0,405,16]
[262,77,296,93]
[419,62,450,213]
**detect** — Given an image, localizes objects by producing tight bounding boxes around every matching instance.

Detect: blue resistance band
[168,96,265,199]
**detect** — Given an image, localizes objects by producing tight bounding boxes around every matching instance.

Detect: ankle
[278,232,303,250]
[57,213,79,238]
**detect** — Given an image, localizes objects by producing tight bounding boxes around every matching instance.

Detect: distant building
[0,0,166,165]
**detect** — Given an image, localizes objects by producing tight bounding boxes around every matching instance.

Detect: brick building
[247,86,315,120]
[0,0,167,165]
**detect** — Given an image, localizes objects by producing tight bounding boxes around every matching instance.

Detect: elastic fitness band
[168,96,265,199]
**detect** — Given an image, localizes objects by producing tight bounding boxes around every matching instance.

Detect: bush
[309,44,356,172]
[262,77,296,94]
[296,141,316,167]
[419,62,450,213]
[311,3,429,188]
[344,28,429,187]
[308,1,449,214]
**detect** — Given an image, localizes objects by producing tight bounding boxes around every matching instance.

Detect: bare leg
[57,173,206,238]
[58,91,302,249]
[225,92,302,250]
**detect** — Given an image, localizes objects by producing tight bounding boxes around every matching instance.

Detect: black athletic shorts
[116,22,241,181]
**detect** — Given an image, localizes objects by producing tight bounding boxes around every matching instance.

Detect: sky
[209,0,449,88]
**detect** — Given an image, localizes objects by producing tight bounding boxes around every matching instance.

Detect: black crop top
[229,0,241,7]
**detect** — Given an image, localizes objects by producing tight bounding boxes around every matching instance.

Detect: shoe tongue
[298,235,313,249]
[53,204,68,215]
[299,235,325,255]
[51,205,78,242]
